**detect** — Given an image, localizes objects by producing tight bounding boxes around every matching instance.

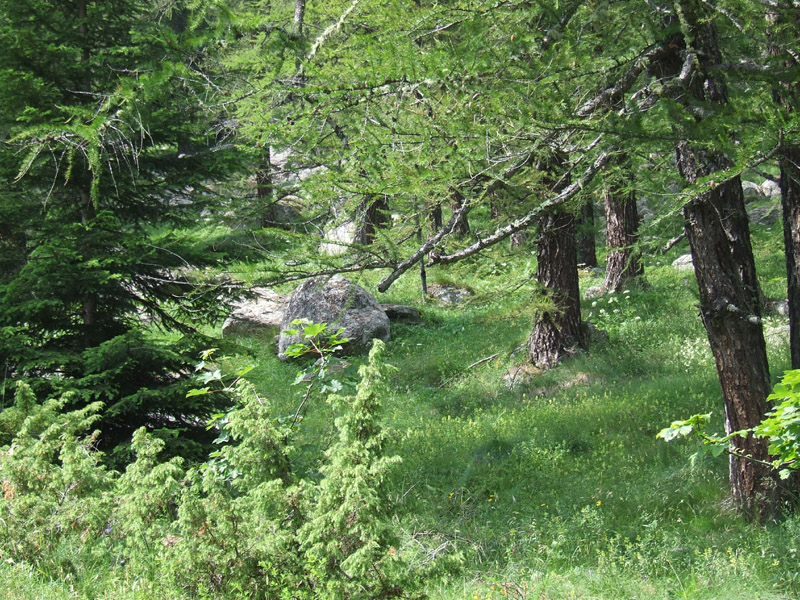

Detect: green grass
[235,227,797,599]
[3,219,798,599]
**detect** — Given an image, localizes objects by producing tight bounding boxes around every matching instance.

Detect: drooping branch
[376,196,473,292]
[374,147,612,293]
[374,42,674,293]
[431,149,613,266]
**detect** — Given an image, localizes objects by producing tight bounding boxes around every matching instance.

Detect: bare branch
[431,149,612,267]
[376,196,473,292]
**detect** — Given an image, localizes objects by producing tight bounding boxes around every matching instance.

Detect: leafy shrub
[659,369,800,480]
[0,383,114,576]
[0,338,428,599]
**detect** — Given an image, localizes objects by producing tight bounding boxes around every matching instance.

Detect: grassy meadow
[1,214,799,600]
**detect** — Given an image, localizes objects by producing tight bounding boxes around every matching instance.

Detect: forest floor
[223,216,799,600]
[2,218,799,599]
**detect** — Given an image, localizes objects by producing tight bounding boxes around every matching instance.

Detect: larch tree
[600,156,643,294]
[648,1,779,518]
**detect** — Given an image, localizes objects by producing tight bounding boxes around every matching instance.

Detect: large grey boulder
[278,275,390,357]
[222,288,287,339]
[741,180,764,201]
[672,253,694,271]
[762,179,781,199]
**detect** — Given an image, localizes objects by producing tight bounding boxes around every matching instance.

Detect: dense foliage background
[1,0,800,598]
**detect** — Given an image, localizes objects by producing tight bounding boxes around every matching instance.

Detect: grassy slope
[1,219,798,599]
[230,217,799,599]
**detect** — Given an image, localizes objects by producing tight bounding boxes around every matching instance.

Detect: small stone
[427,283,474,305]
[583,286,603,300]
[380,304,421,323]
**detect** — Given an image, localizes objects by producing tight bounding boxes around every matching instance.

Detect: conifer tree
[0,0,241,460]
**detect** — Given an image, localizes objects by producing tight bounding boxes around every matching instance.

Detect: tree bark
[293,0,306,37]
[681,166,776,516]
[354,195,389,245]
[450,189,470,237]
[782,142,800,368]
[769,5,800,368]
[575,200,598,267]
[528,204,584,369]
[429,203,443,232]
[670,0,778,518]
[602,163,643,293]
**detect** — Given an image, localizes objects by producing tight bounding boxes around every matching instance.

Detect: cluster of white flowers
[678,336,714,370]
[588,291,640,333]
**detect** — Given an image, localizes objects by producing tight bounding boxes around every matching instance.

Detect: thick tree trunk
[782,145,800,368]
[575,200,598,267]
[354,195,389,245]
[528,208,583,368]
[670,0,777,518]
[602,166,642,293]
[681,168,776,517]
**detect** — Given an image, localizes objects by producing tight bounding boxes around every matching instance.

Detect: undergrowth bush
[0,340,432,599]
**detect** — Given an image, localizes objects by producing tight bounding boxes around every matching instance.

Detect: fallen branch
[467,353,500,370]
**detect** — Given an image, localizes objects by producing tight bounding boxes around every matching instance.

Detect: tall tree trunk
[528,208,583,368]
[782,145,800,368]
[450,189,470,237]
[77,0,97,343]
[681,165,776,517]
[602,162,643,293]
[575,200,598,267]
[669,0,778,518]
[769,5,800,368]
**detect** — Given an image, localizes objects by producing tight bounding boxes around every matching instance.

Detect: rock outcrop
[222,288,287,340]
